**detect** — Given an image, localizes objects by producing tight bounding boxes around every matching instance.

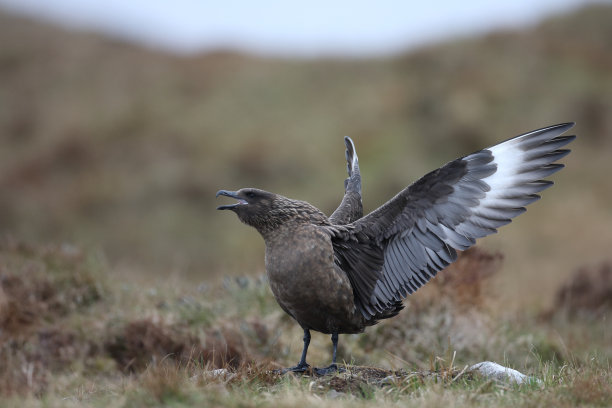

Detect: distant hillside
[0,6,611,294]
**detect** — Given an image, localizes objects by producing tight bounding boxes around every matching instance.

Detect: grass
[0,241,610,407]
[5,358,608,407]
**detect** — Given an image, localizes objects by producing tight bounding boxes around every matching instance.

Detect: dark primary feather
[324,123,576,319]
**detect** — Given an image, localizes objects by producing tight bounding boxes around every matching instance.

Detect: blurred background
[0,0,610,309]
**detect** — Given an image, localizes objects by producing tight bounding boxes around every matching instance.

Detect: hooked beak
[216,190,247,210]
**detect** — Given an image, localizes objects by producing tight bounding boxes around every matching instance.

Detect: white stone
[468,361,541,385]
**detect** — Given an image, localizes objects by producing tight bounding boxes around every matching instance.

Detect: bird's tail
[364,301,404,327]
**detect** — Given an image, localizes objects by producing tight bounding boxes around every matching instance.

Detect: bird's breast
[265,225,335,292]
[264,224,362,334]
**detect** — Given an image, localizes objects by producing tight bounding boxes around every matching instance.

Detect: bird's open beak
[216,190,247,210]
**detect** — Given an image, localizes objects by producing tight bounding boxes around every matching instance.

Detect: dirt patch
[0,273,56,336]
[275,365,465,398]
[105,319,253,372]
[106,319,202,372]
[430,247,503,309]
[201,325,250,369]
[551,261,612,316]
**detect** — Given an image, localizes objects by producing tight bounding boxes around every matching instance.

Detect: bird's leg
[280,329,311,373]
[314,332,344,376]
[297,329,311,368]
[331,332,339,366]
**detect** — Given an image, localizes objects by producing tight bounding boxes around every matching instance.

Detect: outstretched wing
[325,123,576,319]
[329,136,363,225]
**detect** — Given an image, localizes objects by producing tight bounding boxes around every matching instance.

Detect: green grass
[0,241,610,407]
[5,359,608,408]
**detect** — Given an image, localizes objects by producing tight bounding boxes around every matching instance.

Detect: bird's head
[216,188,283,231]
[216,188,327,235]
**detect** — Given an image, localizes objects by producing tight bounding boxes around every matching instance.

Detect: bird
[216,123,575,375]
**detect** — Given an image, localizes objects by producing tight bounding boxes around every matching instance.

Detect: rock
[469,361,541,385]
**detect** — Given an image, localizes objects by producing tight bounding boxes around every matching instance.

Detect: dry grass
[0,240,609,407]
[0,238,105,396]
[552,261,612,317]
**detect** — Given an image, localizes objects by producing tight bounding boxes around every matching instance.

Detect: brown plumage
[216,124,575,374]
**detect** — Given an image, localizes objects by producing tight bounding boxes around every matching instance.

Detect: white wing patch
[451,124,574,246]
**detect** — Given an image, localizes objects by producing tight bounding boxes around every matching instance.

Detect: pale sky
[0,0,602,56]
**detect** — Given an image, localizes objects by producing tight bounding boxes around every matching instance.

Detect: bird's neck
[253,201,330,241]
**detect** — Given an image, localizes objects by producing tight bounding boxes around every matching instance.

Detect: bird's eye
[246,192,256,198]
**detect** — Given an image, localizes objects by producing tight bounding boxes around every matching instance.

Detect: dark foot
[314,363,345,376]
[274,362,311,374]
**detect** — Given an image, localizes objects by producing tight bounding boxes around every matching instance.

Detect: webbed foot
[314,363,345,376]
[274,362,311,374]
